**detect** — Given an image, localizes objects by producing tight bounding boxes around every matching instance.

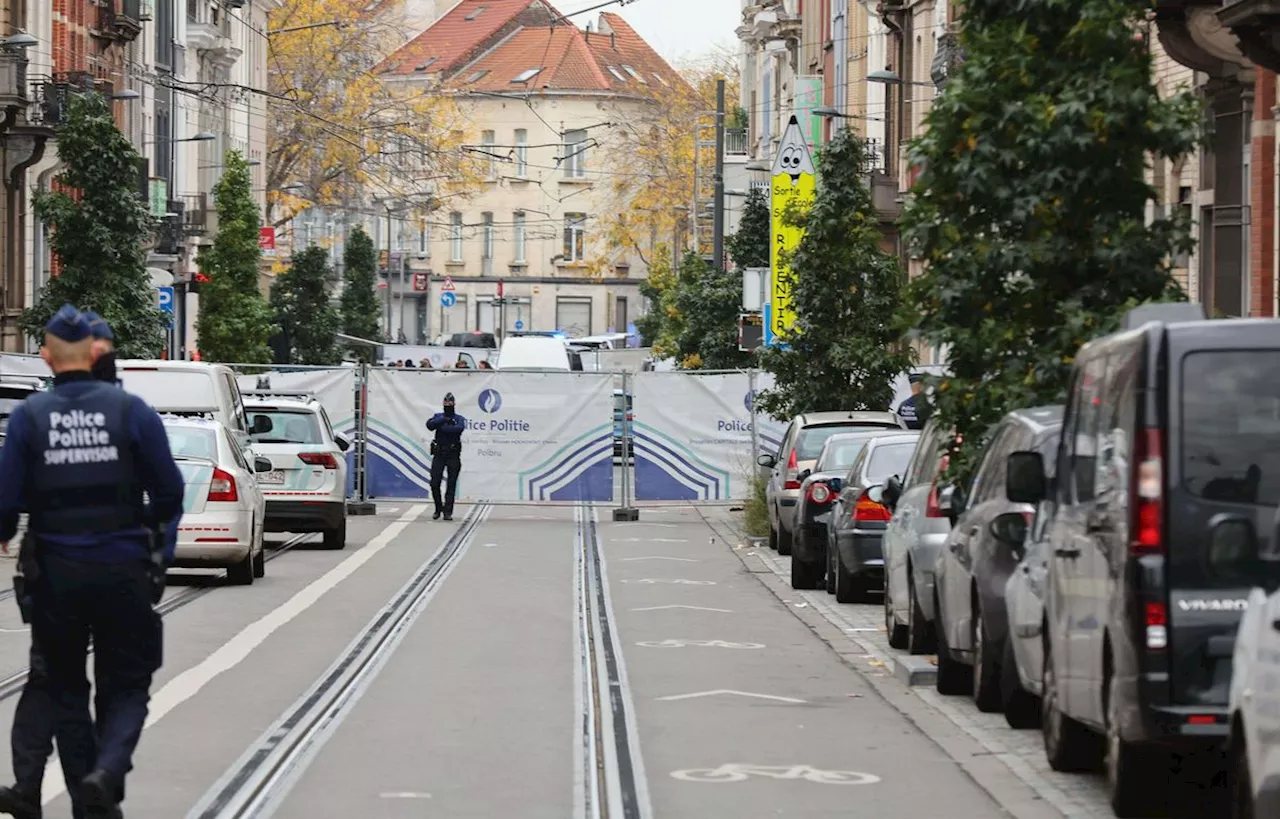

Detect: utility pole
[384,206,392,341]
[712,78,727,271]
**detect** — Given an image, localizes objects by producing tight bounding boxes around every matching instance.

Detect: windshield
[796,424,885,460]
[818,437,874,472]
[165,426,219,461]
[250,410,323,444]
[867,442,919,482]
[120,370,216,409]
[1182,351,1280,505]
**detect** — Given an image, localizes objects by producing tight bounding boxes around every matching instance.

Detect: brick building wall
[1249,69,1276,317]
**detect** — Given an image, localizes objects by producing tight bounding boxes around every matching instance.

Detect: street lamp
[867,68,937,88]
[143,131,216,145]
[745,161,769,172]
[813,106,884,121]
[199,159,261,169]
[1,33,37,49]
[110,89,140,101]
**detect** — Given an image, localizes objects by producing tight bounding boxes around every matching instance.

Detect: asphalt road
[0,504,1066,818]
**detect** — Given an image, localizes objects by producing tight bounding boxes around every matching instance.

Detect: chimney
[610,32,615,49]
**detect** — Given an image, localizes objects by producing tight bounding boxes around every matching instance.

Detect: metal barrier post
[613,369,639,521]
[348,363,376,515]
[749,368,760,470]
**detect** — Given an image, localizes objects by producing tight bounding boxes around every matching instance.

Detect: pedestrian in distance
[455,358,471,369]
[896,373,926,431]
[425,392,466,521]
[477,359,492,370]
[0,305,184,819]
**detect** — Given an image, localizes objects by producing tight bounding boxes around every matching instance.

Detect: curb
[894,653,938,687]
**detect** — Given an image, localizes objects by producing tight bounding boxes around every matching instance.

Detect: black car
[825,432,920,603]
[1004,302,1280,817]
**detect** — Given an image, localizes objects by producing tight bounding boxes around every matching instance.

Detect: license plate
[259,470,286,485]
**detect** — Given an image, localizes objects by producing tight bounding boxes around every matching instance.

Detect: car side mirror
[335,434,350,452]
[798,468,812,482]
[989,511,1029,549]
[1006,451,1046,504]
[937,484,960,526]
[865,484,886,505]
[254,456,273,474]
[251,414,274,435]
[882,475,903,511]
[757,453,776,469]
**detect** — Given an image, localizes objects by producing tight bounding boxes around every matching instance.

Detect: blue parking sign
[157,286,174,330]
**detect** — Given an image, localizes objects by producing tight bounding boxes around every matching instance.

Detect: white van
[117,360,267,444]
[494,337,578,371]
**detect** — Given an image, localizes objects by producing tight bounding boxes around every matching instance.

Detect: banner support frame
[613,369,640,521]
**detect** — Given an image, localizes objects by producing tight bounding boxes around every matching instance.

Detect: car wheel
[1001,637,1039,729]
[322,518,347,550]
[833,548,861,604]
[250,519,266,579]
[226,550,254,586]
[777,523,793,557]
[768,523,779,551]
[1042,637,1104,772]
[825,538,837,594]
[906,574,936,654]
[1231,730,1254,819]
[1106,672,1162,817]
[934,592,972,696]
[885,573,908,649]
[790,551,822,590]
[972,597,1002,712]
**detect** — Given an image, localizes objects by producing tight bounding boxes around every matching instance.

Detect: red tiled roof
[378,0,560,76]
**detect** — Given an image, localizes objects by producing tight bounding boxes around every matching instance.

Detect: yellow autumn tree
[265,1,480,227]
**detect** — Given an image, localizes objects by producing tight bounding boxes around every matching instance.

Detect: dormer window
[512,68,543,83]
[466,69,490,83]
[465,6,486,20]
[607,66,626,82]
[621,65,646,83]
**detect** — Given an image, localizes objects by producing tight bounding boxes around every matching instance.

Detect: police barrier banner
[632,372,772,501]
[751,371,788,458]
[233,367,356,435]
[365,369,614,502]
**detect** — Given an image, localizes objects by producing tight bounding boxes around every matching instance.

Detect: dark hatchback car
[932,406,1063,713]
[825,432,920,603]
[1004,303,1280,817]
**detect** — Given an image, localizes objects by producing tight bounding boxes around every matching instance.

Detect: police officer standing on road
[426,393,466,521]
[0,306,184,819]
[896,374,926,431]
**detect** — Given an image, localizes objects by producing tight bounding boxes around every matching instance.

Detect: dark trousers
[31,554,161,801]
[430,452,461,515]
[11,642,95,819]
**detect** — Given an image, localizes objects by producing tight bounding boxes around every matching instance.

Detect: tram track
[0,531,317,704]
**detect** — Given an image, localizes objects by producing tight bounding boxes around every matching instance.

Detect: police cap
[83,311,114,341]
[907,373,924,385]
[443,392,456,406]
[44,304,92,343]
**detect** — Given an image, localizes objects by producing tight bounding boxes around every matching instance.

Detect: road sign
[413,273,428,292]
[157,286,174,330]
[441,276,456,292]
[514,319,524,330]
[766,115,815,347]
[440,291,457,308]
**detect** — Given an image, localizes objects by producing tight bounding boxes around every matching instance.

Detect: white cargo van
[117,360,269,444]
[494,337,578,371]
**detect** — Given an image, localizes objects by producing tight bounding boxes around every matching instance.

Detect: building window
[514,128,528,177]
[513,68,543,83]
[481,129,496,178]
[564,213,586,262]
[513,212,527,264]
[481,212,494,274]
[615,296,628,332]
[563,130,587,178]
[556,297,593,338]
[449,212,463,262]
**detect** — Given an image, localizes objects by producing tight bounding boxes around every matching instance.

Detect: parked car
[0,378,39,448]
[757,411,906,556]
[823,432,919,603]
[163,417,270,585]
[790,430,895,589]
[245,394,350,549]
[1004,302,1280,817]
[119,360,269,447]
[881,419,956,653]
[932,406,1063,714]
[1001,499,1054,730]
[448,331,498,349]
[1228,532,1280,819]
[613,389,634,460]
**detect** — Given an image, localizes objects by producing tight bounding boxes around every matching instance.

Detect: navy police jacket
[425,411,467,452]
[0,372,185,563]
[897,395,923,430]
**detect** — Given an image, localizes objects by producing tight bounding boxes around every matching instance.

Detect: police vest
[27,384,144,535]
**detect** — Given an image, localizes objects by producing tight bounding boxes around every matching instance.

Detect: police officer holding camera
[426,393,466,521]
[0,306,183,818]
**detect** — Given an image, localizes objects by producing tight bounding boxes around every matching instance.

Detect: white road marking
[379,792,433,799]
[670,764,880,785]
[41,505,431,806]
[0,627,30,633]
[621,579,714,585]
[630,605,733,613]
[484,542,498,548]
[610,537,689,543]
[636,639,764,649]
[656,690,806,704]
[621,557,698,562]
[611,523,681,528]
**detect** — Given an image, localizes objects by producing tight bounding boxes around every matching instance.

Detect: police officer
[426,393,466,521]
[896,373,926,431]
[0,306,184,818]
[83,313,118,386]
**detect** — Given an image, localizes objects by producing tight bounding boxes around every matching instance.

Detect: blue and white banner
[632,372,786,501]
[365,369,615,502]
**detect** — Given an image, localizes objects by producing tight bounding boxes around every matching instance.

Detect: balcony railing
[861,138,887,174]
[725,127,748,156]
[94,1,145,44]
[27,73,112,128]
[181,193,210,235]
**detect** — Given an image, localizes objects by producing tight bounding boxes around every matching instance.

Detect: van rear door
[1167,327,1280,708]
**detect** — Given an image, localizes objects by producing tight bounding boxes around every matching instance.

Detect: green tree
[636,247,677,350]
[727,187,769,270]
[275,246,340,364]
[667,252,753,370]
[340,226,380,353]
[758,131,913,418]
[196,151,275,363]
[900,0,1203,478]
[23,93,165,356]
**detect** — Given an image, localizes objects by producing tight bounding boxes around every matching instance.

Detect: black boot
[432,509,442,520]
[443,511,453,521]
[79,771,122,819]
[0,784,41,819]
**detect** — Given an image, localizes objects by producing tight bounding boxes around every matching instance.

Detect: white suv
[244,393,350,549]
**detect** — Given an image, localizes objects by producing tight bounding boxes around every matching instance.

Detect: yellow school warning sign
[766,115,815,345]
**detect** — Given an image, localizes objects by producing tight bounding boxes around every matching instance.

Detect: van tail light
[925,452,951,518]
[853,491,891,523]
[1130,428,1164,556]
[207,468,239,502]
[298,452,339,470]
[807,482,832,505]
[1145,601,1168,650]
[784,449,801,490]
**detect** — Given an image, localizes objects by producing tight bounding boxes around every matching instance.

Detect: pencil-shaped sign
[767,115,815,346]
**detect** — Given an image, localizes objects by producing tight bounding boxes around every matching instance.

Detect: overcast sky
[558,0,741,63]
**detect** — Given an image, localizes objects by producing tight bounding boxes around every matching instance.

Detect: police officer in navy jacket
[896,373,925,431]
[0,306,183,819]
[425,392,466,521]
